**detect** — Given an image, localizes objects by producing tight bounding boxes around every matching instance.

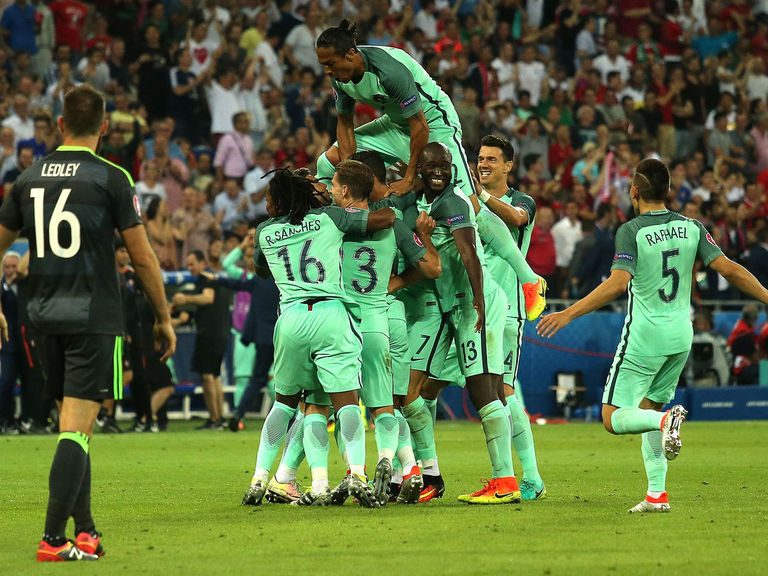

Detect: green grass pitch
[1,420,767,574]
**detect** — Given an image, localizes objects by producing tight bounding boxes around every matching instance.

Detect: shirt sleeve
[323,206,369,235]
[253,220,270,272]
[394,219,427,266]
[695,220,725,266]
[611,222,638,275]
[437,193,474,233]
[511,192,536,226]
[378,58,422,119]
[109,168,143,231]
[331,80,356,117]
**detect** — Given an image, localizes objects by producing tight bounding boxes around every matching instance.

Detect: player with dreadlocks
[241,163,398,507]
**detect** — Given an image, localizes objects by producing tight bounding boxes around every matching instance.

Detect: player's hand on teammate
[472,294,485,333]
[387,177,414,197]
[154,320,177,362]
[388,274,405,294]
[536,311,572,338]
[415,211,435,237]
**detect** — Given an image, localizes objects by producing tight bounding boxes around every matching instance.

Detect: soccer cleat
[37,540,99,562]
[293,488,332,506]
[396,467,423,504]
[522,275,547,321]
[520,479,547,500]
[348,473,378,508]
[629,493,671,513]
[458,478,495,502]
[329,474,351,506]
[418,474,445,503]
[228,418,243,432]
[266,477,303,504]
[101,417,124,434]
[373,458,393,506]
[242,479,267,506]
[661,405,688,461]
[464,476,521,505]
[75,531,104,557]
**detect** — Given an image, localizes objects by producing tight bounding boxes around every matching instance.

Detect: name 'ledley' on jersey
[40,163,81,177]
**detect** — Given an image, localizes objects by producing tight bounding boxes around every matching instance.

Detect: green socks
[303,414,330,492]
[479,400,514,479]
[642,430,668,493]
[275,412,305,484]
[254,402,297,481]
[337,404,366,476]
[476,206,537,285]
[610,407,665,435]
[373,412,398,462]
[424,398,438,424]
[394,409,417,474]
[402,396,437,467]
[507,393,542,485]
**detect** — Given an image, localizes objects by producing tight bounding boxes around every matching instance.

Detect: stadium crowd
[2,0,768,434]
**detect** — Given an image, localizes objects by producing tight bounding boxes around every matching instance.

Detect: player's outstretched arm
[0,224,19,345]
[453,227,485,332]
[366,207,397,231]
[337,113,357,161]
[709,255,768,304]
[122,224,177,361]
[472,173,529,228]
[387,112,429,197]
[537,269,631,338]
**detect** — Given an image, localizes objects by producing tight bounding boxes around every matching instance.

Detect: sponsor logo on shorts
[400,94,418,108]
[614,252,634,261]
[133,195,142,217]
[447,214,465,225]
[413,233,423,247]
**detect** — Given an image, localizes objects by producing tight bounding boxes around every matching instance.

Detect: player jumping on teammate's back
[390,143,521,504]
[0,85,176,561]
[314,19,546,322]
[538,158,768,513]
[241,165,396,508]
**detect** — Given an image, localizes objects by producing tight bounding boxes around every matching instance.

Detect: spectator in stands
[2,142,33,197]
[593,38,631,84]
[748,227,768,288]
[517,44,547,106]
[1,0,39,57]
[144,197,177,271]
[551,199,582,297]
[0,126,16,184]
[518,116,551,180]
[17,114,52,160]
[169,48,203,146]
[728,303,761,385]
[141,131,189,213]
[137,24,171,123]
[751,111,768,176]
[107,37,131,93]
[213,111,254,186]
[284,0,325,75]
[526,205,557,287]
[136,160,168,211]
[572,202,616,296]
[692,17,738,61]
[172,250,232,429]
[75,46,110,92]
[243,148,274,223]
[183,18,220,78]
[170,186,218,265]
[2,93,33,145]
[213,178,248,233]
[571,141,602,186]
[49,0,87,62]
[273,133,308,169]
[0,251,22,433]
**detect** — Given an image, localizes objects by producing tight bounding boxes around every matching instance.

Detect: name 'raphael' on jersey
[408,185,489,311]
[0,146,142,335]
[611,210,723,356]
[484,189,536,319]
[342,219,426,310]
[331,46,454,131]
[253,206,369,308]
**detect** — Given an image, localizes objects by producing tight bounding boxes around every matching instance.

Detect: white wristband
[478,188,491,203]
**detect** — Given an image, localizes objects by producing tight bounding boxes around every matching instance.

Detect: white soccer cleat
[661,405,688,461]
[628,494,671,514]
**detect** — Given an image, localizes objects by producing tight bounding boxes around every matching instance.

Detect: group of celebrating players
[9,15,768,564]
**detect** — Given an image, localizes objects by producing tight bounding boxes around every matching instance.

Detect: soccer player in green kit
[314,20,546,321]
[471,135,546,500]
[328,159,441,506]
[392,142,522,504]
[538,158,768,513]
[241,167,397,508]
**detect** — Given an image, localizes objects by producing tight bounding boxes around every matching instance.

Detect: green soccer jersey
[411,185,488,311]
[332,46,459,131]
[484,189,536,318]
[254,207,368,307]
[342,219,427,310]
[611,210,723,356]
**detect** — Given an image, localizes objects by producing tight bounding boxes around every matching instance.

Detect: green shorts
[603,350,689,408]
[358,309,394,409]
[348,116,475,198]
[434,343,466,388]
[272,299,362,400]
[408,282,507,379]
[387,297,410,397]
[502,313,525,387]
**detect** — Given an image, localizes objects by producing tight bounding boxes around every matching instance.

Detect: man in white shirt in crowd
[551,199,583,297]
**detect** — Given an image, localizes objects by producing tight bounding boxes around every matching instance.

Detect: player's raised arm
[388,111,429,197]
[708,255,768,304]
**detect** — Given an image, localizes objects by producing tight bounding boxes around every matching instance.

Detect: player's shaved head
[419,142,452,165]
[633,158,670,203]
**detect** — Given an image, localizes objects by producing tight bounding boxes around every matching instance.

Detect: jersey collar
[57,145,94,154]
